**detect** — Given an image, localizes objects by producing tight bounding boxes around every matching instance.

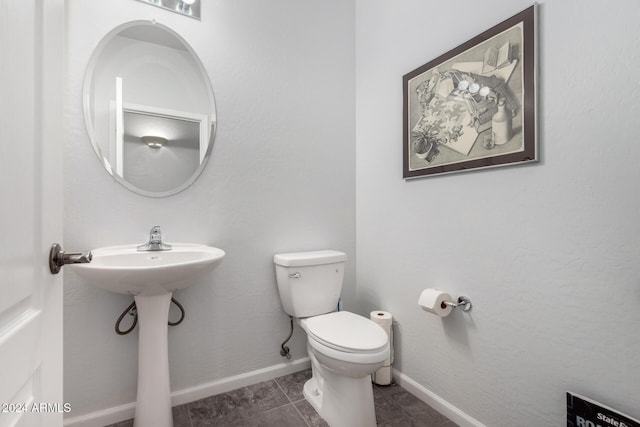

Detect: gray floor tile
[377,415,423,426]
[102,371,457,427]
[375,394,416,426]
[188,380,290,426]
[391,389,453,426]
[374,383,408,400]
[293,399,329,427]
[375,383,457,427]
[103,421,133,427]
[275,369,312,402]
[173,403,192,427]
[222,404,307,427]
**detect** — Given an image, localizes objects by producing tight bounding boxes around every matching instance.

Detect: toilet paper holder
[442,296,472,312]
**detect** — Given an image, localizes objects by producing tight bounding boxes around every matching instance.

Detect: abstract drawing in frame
[403,5,537,179]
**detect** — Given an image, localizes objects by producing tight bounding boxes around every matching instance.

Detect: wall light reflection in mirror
[141,136,168,149]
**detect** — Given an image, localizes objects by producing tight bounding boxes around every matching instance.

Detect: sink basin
[72,243,225,296]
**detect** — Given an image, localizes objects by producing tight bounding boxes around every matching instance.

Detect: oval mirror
[83,21,216,197]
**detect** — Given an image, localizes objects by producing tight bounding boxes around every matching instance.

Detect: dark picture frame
[403,5,537,179]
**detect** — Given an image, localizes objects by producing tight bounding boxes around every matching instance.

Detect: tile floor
[105,369,457,427]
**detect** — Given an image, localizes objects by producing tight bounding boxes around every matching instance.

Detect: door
[0,1,64,426]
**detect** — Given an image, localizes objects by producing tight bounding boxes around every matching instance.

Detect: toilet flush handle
[288,272,301,279]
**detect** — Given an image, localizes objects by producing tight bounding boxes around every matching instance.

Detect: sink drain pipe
[115,301,138,335]
[115,297,185,335]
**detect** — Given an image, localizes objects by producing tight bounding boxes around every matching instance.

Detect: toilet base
[303,367,376,427]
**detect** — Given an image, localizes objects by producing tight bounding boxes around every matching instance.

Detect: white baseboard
[392,369,486,427]
[63,357,311,427]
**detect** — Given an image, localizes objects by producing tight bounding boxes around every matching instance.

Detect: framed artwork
[403,5,537,179]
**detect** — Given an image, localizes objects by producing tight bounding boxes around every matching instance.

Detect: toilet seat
[304,311,388,353]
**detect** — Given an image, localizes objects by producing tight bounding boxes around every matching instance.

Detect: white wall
[64,0,355,417]
[355,1,640,426]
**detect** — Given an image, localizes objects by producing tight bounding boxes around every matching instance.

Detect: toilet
[273,250,389,427]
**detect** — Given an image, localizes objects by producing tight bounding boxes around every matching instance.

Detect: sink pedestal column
[133,293,173,427]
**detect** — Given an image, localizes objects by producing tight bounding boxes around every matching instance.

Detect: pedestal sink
[71,243,225,427]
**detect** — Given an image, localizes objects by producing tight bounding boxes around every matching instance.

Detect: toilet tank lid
[273,250,346,267]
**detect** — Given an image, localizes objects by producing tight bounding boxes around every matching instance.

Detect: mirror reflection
[83,21,216,197]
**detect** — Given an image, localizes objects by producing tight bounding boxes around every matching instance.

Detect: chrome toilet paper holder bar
[442,296,472,312]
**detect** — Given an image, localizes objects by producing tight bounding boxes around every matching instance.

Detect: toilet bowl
[299,311,389,427]
[273,250,390,427]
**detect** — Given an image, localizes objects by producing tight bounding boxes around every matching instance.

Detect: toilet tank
[273,250,346,318]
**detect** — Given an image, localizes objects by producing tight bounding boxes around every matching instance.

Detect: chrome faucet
[137,226,172,251]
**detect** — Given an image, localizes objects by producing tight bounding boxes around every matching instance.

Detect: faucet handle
[150,225,162,242]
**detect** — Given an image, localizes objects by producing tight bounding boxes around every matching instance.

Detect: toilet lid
[305,311,388,353]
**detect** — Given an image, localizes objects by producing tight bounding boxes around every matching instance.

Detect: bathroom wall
[355,1,640,425]
[64,0,355,417]
[65,0,640,424]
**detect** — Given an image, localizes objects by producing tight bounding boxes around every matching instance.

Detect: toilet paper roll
[418,289,453,317]
[370,310,392,329]
[370,311,393,385]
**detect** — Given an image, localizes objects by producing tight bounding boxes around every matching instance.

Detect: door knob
[49,243,92,274]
